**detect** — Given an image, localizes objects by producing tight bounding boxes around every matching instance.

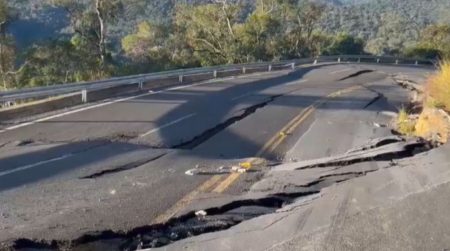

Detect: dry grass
[396,108,416,136]
[415,108,450,143]
[395,61,450,142]
[426,60,450,112]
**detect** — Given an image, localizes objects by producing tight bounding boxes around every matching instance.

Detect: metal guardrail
[0,55,434,104]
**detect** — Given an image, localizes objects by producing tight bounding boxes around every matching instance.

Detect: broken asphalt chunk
[195,210,207,217]
[273,138,425,171]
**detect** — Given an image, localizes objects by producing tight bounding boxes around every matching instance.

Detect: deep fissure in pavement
[363,93,383,109]
[339,70,374,81]
[173,94,284,149]
[79,153,167,179]
[12,192,319,251]
[296,141,430,170]
[362,85,389,109]
[9,138,436,251]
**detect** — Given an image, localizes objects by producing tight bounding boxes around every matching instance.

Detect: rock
[231,166,241,172]
[237,168,247,173]
[195,210,207,217]
[185,169,197,176]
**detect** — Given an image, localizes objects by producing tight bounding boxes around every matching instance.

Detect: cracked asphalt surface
[0,63,435,250]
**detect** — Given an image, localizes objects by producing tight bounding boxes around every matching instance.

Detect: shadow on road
[0,140,150,192]
[0,64,407,190]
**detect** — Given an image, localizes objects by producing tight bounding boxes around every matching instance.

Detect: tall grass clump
[426,60,450,112]
[397,108,416,136]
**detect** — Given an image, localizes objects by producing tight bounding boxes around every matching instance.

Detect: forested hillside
[0,0,449,91]
[321,0,450,55]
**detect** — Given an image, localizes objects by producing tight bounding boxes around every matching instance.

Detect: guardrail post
[138,80,144,90]
[376,58,380,64]
[268,64,272,72]
[242,67,246,74]
[2,101,13,108]
[179,75,183,83]
[81,89,87,103]
[291,62,295,70]
[213,70,217,78]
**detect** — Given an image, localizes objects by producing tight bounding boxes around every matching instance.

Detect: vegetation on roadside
[396,108,416,136]
[1,0,450,91]
[396,61,450,143]
[425,61,450,112]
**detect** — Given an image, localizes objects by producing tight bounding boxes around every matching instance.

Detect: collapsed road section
[7,135,435,251]
[0,65,438,251]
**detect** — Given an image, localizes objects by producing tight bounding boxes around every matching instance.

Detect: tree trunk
[95,0,106,65]
[218,0,235,38]
[0,21,6,90]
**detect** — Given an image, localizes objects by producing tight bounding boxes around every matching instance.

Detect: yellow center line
[151,175,223,224]
[211,85,362,193]
[255,107,314,157]
[266,107,315,154]
[152,84,362,222]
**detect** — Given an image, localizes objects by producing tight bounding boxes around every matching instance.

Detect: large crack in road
[172,94,284,150]
[339,69,374,81]
[9,136,435,251]
[11,192,319,251]
[79,153,168,179]
[3,70,433,250]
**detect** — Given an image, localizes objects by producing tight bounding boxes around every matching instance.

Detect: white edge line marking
[139,113,196,138]
[330,68,352,74]
[0,154,73,177]
[0,70,290,134]
[0,83,209,134]
[0,93,151,134]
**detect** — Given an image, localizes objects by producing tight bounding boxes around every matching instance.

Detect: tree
[49,0,85,28]
[50,0,122,67]
[17,40,99,88]
[365,12,415,56]
[279,0,326,57]
[0,0,7,30]
[324,33,365,55]
[94,0,123,65]
[122,21,167,62]
[236,0,282,61]
[174,2,241,65]
[121,21,182,72]
[419,24,450,59]
[403,46,440,59]
[0,0,15,90]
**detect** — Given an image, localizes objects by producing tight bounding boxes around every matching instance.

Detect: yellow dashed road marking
[211,85,362,193]
[153,84,362,222]
[151,175,222,224]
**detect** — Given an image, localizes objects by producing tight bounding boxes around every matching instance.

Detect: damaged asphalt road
[7,136,437,251]
[0,64,438,250]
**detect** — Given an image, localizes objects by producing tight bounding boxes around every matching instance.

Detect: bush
[403,46,440,59]
[426,61,450,112]
[323,33,365,55]
[396,108,416,136]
